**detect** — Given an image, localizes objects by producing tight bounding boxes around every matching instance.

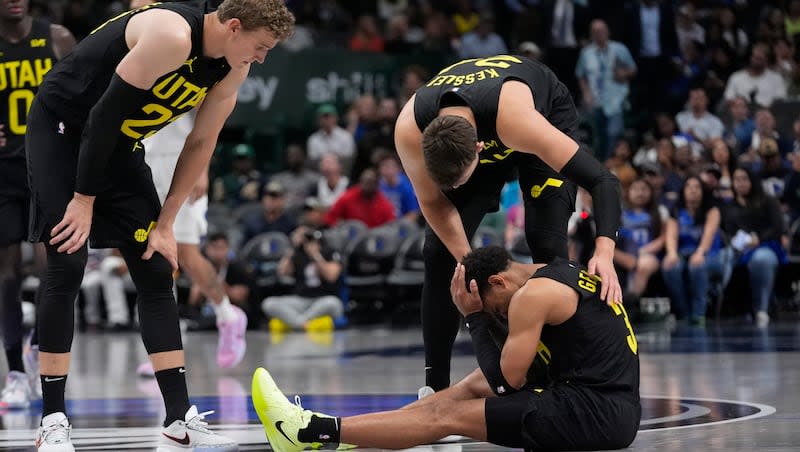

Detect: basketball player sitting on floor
[252,246,641,451]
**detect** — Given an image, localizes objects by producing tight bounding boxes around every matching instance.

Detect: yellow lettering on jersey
[34,58,52,85]
[536,342,551,365]
[483,140,499,150]
[30,38,46,48]
[176,87,207,109]
[530,178,564,199]
[610,303,638,355]
[152,73,183,99]
[474,55,523,69]
[485,68,500,78]
[17,60,35,88]
[4,61,19,88]
[170,82,202,108]
[577,269,600,293]
[479,147,514,164]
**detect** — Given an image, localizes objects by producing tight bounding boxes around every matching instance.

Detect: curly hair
[217,0,295,39]
[462,246,511,299]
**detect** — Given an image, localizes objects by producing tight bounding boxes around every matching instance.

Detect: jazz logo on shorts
[530,178,563,198]
[134,221,157,243]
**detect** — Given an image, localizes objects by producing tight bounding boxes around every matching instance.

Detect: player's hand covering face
[450,263,483,316]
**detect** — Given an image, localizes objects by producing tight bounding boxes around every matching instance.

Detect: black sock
[5,343,23,373]
[41,374,67,417]
[155,367,190,426]
[298,415,341,444]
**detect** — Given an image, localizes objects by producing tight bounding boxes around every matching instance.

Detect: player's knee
[136,253,174,292]
[45,247,88,290]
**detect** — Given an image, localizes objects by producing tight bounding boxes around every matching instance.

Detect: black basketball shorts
[25,98,161,248]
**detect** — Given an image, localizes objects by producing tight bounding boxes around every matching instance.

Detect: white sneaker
[1,371,32,409]
[157,405,238,451]
[35,412,74,451]
[417,386,434,400]
[756,311,770,328]
[24,333,42,399]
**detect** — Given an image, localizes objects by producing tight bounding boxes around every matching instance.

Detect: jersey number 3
[578,270,638,355]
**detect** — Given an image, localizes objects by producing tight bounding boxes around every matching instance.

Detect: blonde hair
[217,0,295,39]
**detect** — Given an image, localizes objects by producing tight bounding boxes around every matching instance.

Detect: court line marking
[637,395,777,432]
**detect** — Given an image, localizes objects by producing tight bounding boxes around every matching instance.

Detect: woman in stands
[662,176,728,326]
[722,167,786,327]
[615,178,665,304]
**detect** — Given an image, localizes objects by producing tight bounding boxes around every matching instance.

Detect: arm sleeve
[559,145,622,240]
[466,312,518,396]
[76,74,150,195]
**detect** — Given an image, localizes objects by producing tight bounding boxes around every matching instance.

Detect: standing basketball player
[252,247,640,452]
[133,0,246,377]
[393,55,624,391]
[0,0,75,409]
[26,1,293,450]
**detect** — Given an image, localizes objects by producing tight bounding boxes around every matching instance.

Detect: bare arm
[665,218,678,256]
[50,24,77,59]
[277,252,294,277]
[395,97,472,261]
[501,280,576,389]
[159,67,247,226]
[695,207,721,256]
[497,81,622,303]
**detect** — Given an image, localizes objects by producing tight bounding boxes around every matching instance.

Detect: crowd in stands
[22,0,800,332]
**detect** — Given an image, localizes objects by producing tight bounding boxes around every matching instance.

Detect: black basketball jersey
[531,258,640,399]
[0,18,56,160]
[413,55,577,163]
[37,1,230,147]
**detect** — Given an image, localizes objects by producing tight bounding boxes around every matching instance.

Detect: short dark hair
[421,116,477,188]
[462,246,511,299]
[207,232,229,243]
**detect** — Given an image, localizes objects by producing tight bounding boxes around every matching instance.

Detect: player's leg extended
[421,200,488,390]
[251,368,488,452]
[402,368,494,410]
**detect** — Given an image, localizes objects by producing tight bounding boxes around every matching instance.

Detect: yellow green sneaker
[251,368,330,452]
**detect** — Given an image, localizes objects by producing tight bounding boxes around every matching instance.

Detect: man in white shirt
[675,87,724,156]
[144,112,248,371]
[306,104,356,175]
[724,43,787,107]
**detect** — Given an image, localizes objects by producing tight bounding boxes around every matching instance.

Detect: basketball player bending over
[394,54,625,392]
[26,1,293,450]
[252,246,641,451]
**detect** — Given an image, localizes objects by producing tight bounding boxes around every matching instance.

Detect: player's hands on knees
[588,251,623,306]
[450,262,483,316]
[50,193,95,254]
[142,225,178,271]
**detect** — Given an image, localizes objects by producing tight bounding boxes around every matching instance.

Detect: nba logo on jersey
[57,122,65,135]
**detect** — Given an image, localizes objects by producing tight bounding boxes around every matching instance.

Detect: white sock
[213,296,236,323]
